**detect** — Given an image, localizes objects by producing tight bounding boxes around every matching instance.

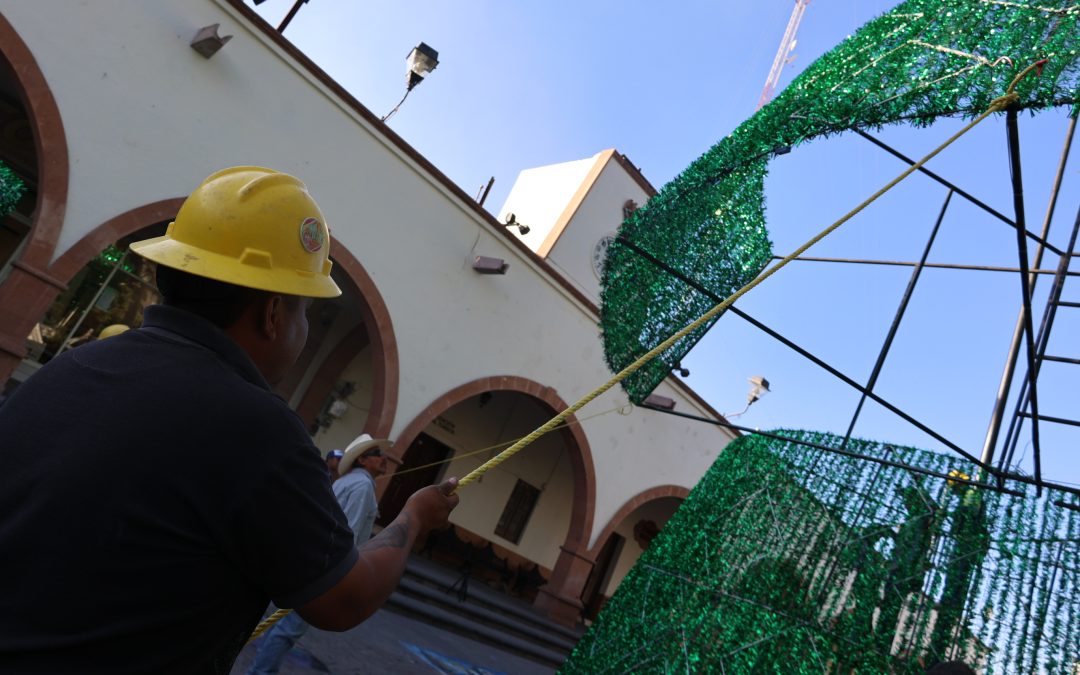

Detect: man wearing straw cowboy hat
[248,434,394,674]
[0,168,458,673]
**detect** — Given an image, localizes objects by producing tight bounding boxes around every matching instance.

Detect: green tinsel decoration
[562,430,1080,673]
[600,0,1080,403]
[0,160,26,218]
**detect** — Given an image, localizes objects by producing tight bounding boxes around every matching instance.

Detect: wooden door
[377,432,452,526]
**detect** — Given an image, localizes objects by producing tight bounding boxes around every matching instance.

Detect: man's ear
[258,295,284,340]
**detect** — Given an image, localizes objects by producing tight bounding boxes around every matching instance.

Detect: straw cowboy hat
[338,433,394,474]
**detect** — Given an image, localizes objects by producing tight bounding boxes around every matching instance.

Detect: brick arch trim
[390,375,597,552]
[319,237,397,440]
[48,198,186,280]
[587,484,689,558]
[40,206,399,439]
[0,11,69,270]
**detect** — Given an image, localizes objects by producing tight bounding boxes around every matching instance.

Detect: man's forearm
[297,509,421,630]
[297,481,457,631]
[358,512,413,555]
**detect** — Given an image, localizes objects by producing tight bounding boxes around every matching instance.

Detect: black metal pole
[998,117,1077,472]
[1018,411,1080,429]
[277,0,307,32]
[1002,109,1044,493]
[772,255,1078,277]
[841,189,952,447]
[854,128,1064,256]
[1000,204,1080,470]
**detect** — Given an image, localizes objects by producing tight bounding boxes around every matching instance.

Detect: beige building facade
[0,0,735,625]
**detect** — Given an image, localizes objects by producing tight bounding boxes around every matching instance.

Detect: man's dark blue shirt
[0,305,357,674]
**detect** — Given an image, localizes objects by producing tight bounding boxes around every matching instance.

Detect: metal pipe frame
[854,128,1065,257]
[638,404,1030,498]
[1019,412,1080,429]
[608,114,1080,496]
[1002,109,1044,492]
[771,255,1079,277]
[998,117,1078,472]
[841,190,952,448]
[639,399,1080,501]
[616,234,986,468]
[1000,204,1080,470]
[1041,354,1080,366]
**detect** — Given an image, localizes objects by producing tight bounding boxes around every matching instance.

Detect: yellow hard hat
[130,167,342,298]
[98,324,130,339]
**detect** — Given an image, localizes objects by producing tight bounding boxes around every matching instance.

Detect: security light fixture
[190,24,232,59]
[727,375,771,419]
[382,42,440,122]
[673,362,690,378]
[473,255,509,275]
[747,375,771,403]
[503,213,530,236]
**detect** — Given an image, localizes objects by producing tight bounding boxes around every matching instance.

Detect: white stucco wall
[496,155,596,254]
[544,155,651,302]
[1,0,735,558]
[423,395,574,570]
[601,497,682,596]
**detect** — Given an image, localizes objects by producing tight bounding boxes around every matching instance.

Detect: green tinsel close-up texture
[599,0,1080,403]
[562,430,1080,674]
[0,160,25,218]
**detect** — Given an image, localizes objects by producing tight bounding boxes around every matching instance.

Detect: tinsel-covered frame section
[600,0,1080,403]
[562,430,1080,674]
[0,160,25,218]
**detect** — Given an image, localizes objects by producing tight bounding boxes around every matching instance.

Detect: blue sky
[249,1,1079,490]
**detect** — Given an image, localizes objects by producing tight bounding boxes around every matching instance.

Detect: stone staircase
[384,556,585,670]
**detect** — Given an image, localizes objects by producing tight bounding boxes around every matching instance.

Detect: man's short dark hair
[156,265,271,330]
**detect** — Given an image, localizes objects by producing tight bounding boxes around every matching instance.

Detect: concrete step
[383,556,584,669]
[403,556,584,642]
[384,592,569,669]
[396,576,578,653]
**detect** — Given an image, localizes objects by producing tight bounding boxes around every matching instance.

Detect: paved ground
[230,608,560,675]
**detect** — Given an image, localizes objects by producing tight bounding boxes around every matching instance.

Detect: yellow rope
[249,608,291,641]
[454,66,1035,491]
[247,65,1038,644]
[378,403,632,480]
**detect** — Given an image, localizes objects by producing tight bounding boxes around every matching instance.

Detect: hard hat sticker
[299,217,325,253]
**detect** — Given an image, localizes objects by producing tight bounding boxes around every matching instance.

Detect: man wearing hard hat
[0,167,458,673]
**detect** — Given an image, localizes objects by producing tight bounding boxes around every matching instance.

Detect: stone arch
[0,11,69,378]
[587,484,689,558]
[388,375,598,624]
[391,375,596,548]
